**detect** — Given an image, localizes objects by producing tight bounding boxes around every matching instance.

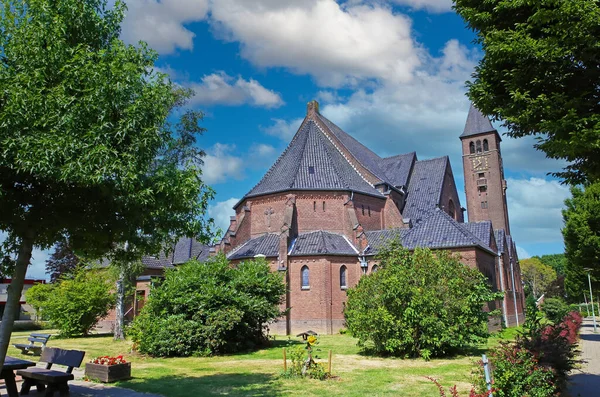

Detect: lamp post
[584,268,597,333]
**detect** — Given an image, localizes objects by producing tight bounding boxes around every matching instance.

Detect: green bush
[40,269,114,337]
[25,283,54,321]
[129,255,285,357]
[344,243,502,358]
[541,297,569,324]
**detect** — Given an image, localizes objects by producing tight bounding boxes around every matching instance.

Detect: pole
[482,354,494,397]
[588,272,597,333]
[283,348,287,372]
[584,292,590,316]
[328,350,332,374]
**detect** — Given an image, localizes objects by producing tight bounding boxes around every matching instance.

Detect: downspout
[497,253,508,327]
[510,259,519,327]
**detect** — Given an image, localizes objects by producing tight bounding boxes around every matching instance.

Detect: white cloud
[261,118,304,141]
[386,0,452,13]
[27,248,50,280]
[208,198,240,234]
[189,72,284,108]
[506,177,570,245]
[120,0,209,54]
[202,143,245,184]
[210,0,420,87]
[516,245,531,260]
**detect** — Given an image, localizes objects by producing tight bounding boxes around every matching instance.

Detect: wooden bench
[17,347,85,397]
[13,333,51,356]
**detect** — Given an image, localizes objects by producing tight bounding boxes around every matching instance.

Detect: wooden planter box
[85,362,131,383]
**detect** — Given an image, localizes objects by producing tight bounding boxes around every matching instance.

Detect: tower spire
[461,103,496,138]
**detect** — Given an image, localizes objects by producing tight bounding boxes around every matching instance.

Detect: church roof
[227,233,279,260]
[495,229,506,254]
[463,221,495,251]
[289,231,358,256]
[379,152,416,188]
[365,209,496,256]
[243,120,383,200]
[461,103,497,138]
[402,156,449,225]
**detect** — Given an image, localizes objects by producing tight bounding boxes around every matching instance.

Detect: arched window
[476,140,482,153]
[483,139,489,151]
[469,141,475,154]
[313,201,316,212]
[448,199,456,220]
[323,201,326,212]
[301,266,309,289]
[340,266,347,289]
[371,265,379,273]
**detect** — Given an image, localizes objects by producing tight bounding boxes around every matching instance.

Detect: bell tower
[460,104,511,234]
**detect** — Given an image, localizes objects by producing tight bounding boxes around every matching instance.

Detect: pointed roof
[494,229,506,254]
[227,233,279,260]
[243,120,382,200]
[461,103,498,138]
[379,152,416,188]
[402,156,449,224]
[463,221,494,250]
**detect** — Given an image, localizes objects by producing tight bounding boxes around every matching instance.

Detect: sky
[24,0,571,279]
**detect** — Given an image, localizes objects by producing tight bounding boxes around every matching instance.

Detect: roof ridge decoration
[312,120,375,189]
[461,103,498,138]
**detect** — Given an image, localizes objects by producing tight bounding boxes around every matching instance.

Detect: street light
[584,268,597,333]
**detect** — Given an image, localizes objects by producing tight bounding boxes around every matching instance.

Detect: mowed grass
[7,328,520,397]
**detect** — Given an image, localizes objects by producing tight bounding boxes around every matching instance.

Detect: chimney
[306,100,319,116]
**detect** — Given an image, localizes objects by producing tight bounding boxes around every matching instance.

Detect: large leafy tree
[535,254,567,277]
[344,243,502,359]
[454,0,600,184]
[562,183,600,302]
[0,0,214,366]
[45,240,80,283]
[520,257,557,299]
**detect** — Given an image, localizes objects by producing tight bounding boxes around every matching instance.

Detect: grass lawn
[7,328,519,397]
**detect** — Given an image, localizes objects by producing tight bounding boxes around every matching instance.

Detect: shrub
[41,269,114,337]
[24,282,54,321]
[344,243,502,358]
[129,255,285,357]
[541,297,570,324]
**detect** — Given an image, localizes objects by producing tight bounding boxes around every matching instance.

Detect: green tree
[129,255,286,357]
[562,183,600,302]
[454,0,600,184]
[535,254,567,277]
[45,240,80,283]
[40,268,114,337]
[0,0,214,366]
[344,243,502,359]
[520,257,557,299]
[24,283,54,321]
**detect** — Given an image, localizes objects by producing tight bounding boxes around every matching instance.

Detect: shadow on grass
[120,373,281,397]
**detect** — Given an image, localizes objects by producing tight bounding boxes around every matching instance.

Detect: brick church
[210,101,526,334]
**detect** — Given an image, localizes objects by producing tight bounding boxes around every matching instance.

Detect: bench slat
[27,337,49,343]
[40,347,85,368]
[29,333,51,339]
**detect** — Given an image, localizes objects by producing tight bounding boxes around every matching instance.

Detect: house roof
[243,120,383,200]
[460,103,498,138]
[363,228,409,255]
[402,156,449,225]
[140,237,211,269]
[379,152,416,188]
[227,233,280,260]
[289,231,358,256]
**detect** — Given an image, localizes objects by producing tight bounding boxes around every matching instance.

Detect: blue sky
[25,0,571,278]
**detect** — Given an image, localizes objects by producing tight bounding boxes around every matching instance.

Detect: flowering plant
[90,355,127,365]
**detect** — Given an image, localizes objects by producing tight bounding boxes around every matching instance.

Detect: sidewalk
[567,317,600,397]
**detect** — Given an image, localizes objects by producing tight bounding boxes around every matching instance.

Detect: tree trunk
[0,235,34,368]
[113,267,126,341]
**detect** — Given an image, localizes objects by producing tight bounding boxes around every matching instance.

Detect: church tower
[460,104,511,235]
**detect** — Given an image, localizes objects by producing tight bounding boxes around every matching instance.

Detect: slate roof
[364,228,409,255]
[289,231,358,256]
[141,237,211,269]
[495,229,506,254]
[462,221,495,251]
[506,234,514,259]
[402,156,448,225]
[379,152,416,188]
[461,103,497,138]
[227,233,279,260]
[243,120,383,200]
[400,208,496,254]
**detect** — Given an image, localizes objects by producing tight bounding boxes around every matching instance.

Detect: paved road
[568,317,600,397]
